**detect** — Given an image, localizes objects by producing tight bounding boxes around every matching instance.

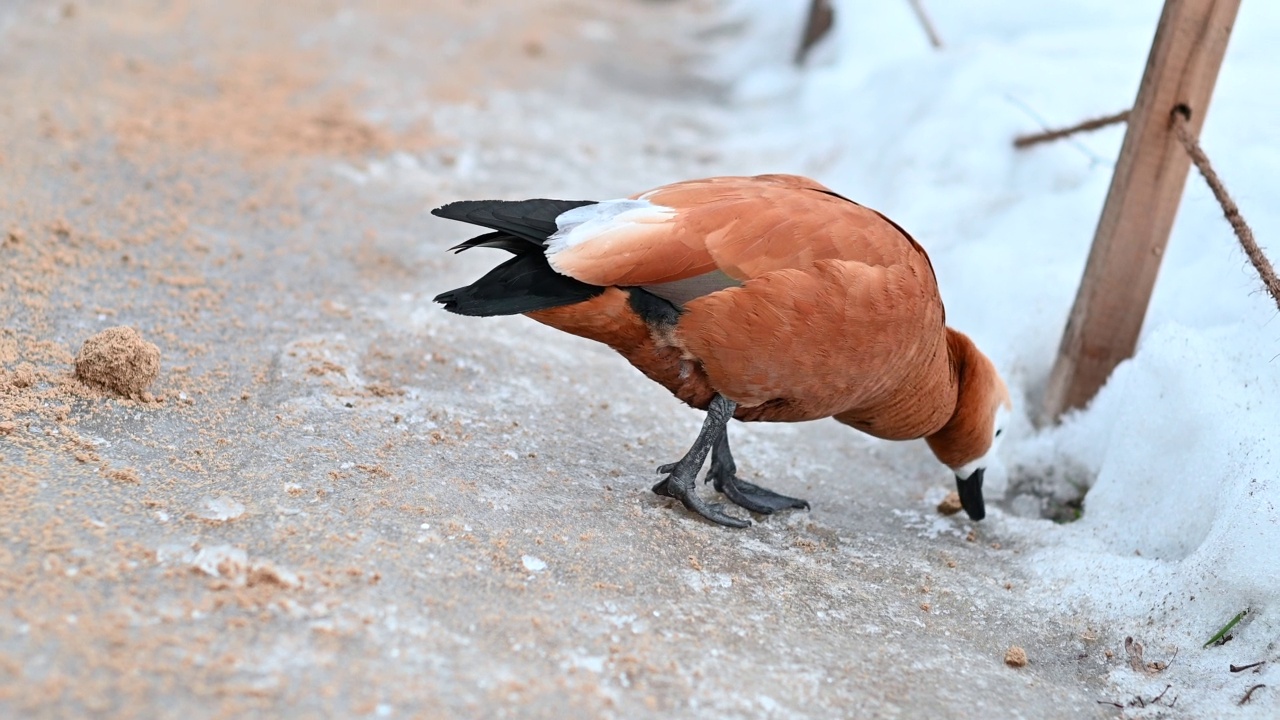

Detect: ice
[191,544,248,578]
[198,494,246,522]
[156,541,301,589]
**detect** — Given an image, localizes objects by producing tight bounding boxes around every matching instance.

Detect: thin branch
[1014,110,1130,149]
[906,0,943,49]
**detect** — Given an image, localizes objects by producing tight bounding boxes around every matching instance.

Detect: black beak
[955,468,986,521]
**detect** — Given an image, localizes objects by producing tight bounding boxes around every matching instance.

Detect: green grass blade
[1204,609,1248,648]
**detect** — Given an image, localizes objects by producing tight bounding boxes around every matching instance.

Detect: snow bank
[721,0,1280,714]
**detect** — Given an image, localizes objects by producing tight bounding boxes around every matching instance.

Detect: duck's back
[528,175,953,433]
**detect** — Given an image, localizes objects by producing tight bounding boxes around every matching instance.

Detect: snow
[723,0,1280,715]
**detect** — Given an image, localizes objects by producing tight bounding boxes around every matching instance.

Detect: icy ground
[0,0,1275,718]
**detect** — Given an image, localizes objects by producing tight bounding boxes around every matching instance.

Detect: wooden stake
[1040,0,1240,422]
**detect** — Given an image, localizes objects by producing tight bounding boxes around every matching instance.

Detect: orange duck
[434,174,1011,527]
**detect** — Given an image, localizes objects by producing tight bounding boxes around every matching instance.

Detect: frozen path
[0,0,1114,716]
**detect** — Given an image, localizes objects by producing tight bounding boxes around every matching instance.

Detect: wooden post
[1040,0,1240,422]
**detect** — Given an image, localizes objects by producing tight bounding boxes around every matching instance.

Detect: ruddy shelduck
[433,174,1011,527]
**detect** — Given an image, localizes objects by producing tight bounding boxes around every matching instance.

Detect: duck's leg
[651,394,750,528]
[707,429,810,515]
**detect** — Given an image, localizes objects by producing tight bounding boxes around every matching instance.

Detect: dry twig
[796,0,835,64]
[1013,110,1130,148]
[906,0,943,49]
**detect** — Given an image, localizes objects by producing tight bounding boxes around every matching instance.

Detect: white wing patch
[545,199,676,255]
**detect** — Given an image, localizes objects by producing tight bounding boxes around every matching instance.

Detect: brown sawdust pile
[936,490,962,516]
[74,326,161,397]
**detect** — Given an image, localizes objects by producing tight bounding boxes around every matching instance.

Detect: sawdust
[74,326,161,397]
[105,467,141,484]
[937,490,963,516]
[111,53,428,162]
[1005,646,1028,668]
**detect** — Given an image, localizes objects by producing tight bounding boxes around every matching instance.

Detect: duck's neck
[925,328,994,468]
[832,325,959,440]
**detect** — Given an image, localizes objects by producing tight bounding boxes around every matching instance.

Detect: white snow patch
[198,494,246,522]
[892,508,967,541]
[568,654,606,673]
[521,555,547,572]
[682,569,733,592]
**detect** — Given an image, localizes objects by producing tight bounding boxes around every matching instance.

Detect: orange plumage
[434,174,1010,527]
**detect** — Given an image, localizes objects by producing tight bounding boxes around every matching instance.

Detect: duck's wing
[546,174,936,304]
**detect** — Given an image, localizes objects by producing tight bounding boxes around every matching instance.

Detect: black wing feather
[433,197,605,316]
[433,251,603,316]
[448,231,530,254]
[432,199,595,245]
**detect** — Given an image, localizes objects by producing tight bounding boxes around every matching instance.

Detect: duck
[432,173,1010,528]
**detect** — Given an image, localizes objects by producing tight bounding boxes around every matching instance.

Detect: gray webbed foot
[707,432,810,515]
[650,394,750,528]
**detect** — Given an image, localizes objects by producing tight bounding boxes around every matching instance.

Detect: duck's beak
[955,468,986,521]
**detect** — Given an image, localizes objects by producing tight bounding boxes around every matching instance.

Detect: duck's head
[925,330,1012,521]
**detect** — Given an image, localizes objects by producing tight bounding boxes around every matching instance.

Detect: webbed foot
[707,432,809,515]
[649,394,750,528]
